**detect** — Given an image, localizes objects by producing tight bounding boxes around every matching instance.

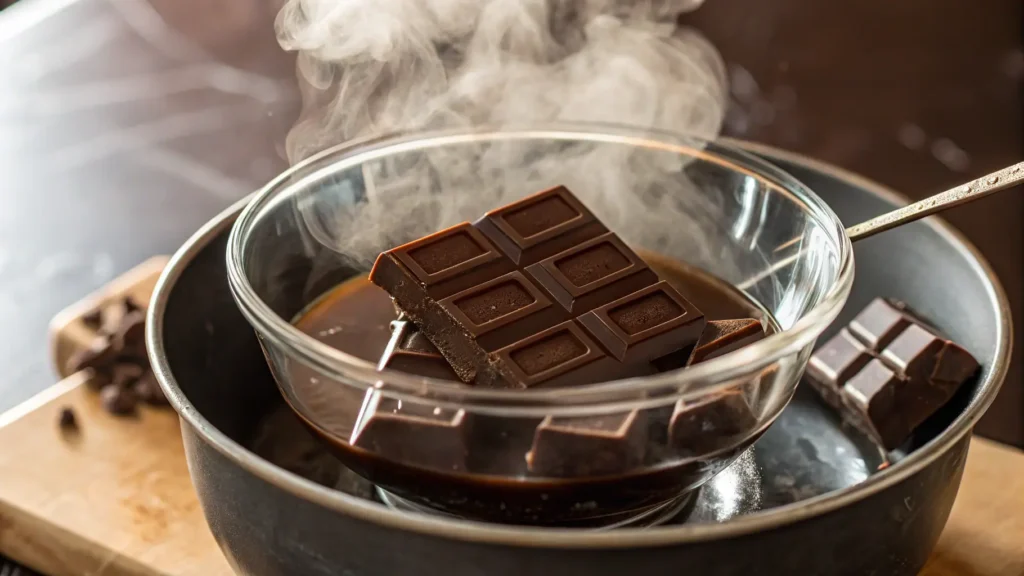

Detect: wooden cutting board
[0,257,1019,576]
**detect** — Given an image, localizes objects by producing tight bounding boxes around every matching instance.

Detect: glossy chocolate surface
[294,255,773,524]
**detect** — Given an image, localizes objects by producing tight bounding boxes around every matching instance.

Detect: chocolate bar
[807,298,979,450]
[525,411,647,477]
[667,319,765,454]
[369,186,706,388]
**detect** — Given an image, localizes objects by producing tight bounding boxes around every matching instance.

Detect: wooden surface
[0,260,1020,576]
[0,257,233,576]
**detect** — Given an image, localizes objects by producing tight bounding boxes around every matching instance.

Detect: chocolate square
[438,271,566,351]
[805,329,872,408]
[475,185,608,265]
[668,389,757,455]
[841,359,908,450]
[525,232,658,314]
[378,320,461,381]
[372,222,515,300]
[577,281,705,363]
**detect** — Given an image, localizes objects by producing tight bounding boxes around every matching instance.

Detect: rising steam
[273,0,741,279]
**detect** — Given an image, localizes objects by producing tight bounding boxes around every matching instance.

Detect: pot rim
[147,139,1011,549]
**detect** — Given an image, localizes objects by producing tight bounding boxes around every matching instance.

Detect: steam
[274,0,738,276]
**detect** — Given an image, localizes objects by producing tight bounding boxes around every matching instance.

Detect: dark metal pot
[148,142,1010,576]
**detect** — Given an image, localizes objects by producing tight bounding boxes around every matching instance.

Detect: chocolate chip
[133,371,168,406]
[58,406,78,431]
[111,362,145,389]
[100,384,137,415]
[65,335,118,375]
[82,308,103,329]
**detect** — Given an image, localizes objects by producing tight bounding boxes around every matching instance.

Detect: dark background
[0,0,1019,447]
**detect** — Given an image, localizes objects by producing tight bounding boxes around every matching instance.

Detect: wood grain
[0,258,1019,575]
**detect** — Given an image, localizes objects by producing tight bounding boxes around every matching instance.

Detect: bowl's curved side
[148,140,1010,575]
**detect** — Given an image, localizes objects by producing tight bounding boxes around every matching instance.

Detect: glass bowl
[226,124,853,528]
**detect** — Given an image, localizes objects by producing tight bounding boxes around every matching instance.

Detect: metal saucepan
[148,142,1010,576]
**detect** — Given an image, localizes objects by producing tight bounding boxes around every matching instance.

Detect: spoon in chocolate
[740,160,1024,289]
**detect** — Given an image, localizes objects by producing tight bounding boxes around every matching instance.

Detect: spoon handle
[845,161,1024,242]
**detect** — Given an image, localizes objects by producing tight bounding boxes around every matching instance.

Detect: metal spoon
[845,160,1024,241]
[738,161,1024,289]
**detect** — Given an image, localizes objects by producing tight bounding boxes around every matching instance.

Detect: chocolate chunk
[492,321,653,388]
[132,371,168,406]
[525,232,658,314]
[370,186,704,388]
[350,389,468,472]
[841,359,909,450]
[577,281,705,364]
[475,185,608,266]
[82,308,103,330]
[111,362,145,389]
[58,406,78,431]
[806,298,979,451]
[378,320,461,381]
[687,318,765,364]
[805,329,872,408]
[65,335,118,375]
[100,384,137,415]
[668,389,757,455]
[112,310,147,353]
[526,411,647,477]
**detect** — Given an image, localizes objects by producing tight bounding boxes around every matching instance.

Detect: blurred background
[0,0,1020,453]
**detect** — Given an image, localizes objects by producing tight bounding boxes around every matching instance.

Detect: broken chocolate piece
[65,336,118,375]
[668,389,757,455]
[133,371,168,406]
[475,185,608,266]
[58,406,78,431]
[100,384,137,415]
[370,186,705,388]
[350,389,469,472]
[805,329,872,408]
[526,411,647,477]
[687,318,765,364]
[806,297,980,451]
[378,320,461,381]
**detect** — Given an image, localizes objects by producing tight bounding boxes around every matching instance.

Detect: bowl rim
[147,137,1011,549]
[223,124,855,410]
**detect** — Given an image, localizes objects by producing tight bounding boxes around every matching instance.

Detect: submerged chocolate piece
[475,185,608,266]
[526,411,647,477]
[664,319,764,454]
[807,298,979,450]
[668,389,757,455]
[369,186,705,387]
[350,388,469,472]
[378,320,461,381]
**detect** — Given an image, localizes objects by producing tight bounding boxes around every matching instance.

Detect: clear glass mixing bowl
[226,124,853,527]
